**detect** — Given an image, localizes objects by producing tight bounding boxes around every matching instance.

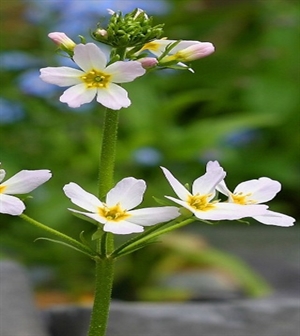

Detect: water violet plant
[0,8,295,336]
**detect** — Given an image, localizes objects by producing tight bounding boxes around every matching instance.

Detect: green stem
[112,218,195,258]
[87,256,115,336]
[88,107,120,336]
[98,108,120,199]
[20,214,93,256]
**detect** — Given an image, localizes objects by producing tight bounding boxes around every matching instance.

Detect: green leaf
[34,237,93,257]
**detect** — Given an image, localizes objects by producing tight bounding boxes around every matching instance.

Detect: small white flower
[40,43,146,110]
[216,165,295,227]
[63,177,180,235]
[162,161,267,221]
[0,168,52,215]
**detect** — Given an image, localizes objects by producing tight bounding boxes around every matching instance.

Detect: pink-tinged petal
[105,61,146,83]
[48,32,76,49]
[60,84,96,108]
[2,170,51,194]
[192,167,226,197]
[106,177,146,210]
[103,221,144,235]
[63,183,103,212]
[138,57,158,69]
[73,43,107,72]
[161,167,191,201]
[0,194,25,215]
[96,83,131,110]
[253,210,295,227]
[206,160,222,172]
[192,203,268,221]
[234,178,281,203]
[40,67,83,86]
[129,206,180,226]
[177,42,215,61]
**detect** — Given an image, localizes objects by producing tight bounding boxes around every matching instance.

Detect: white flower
[63,177,180,235]
[216,166,295,227]
[40,43,146,110]
[0,168,52,215]
[161,161,267,221]
[140,39,215,61]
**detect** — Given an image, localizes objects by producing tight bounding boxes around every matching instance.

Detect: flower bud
[92,8,164,49]
[160,42,215,64]
[138,57,158,69]
[48,32,76,51]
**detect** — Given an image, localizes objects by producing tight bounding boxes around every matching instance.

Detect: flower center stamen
[231,192,256,205]
[0,185,6,194]
[98,203,130,222]
[187,194,215,211]
[81,69,111,89]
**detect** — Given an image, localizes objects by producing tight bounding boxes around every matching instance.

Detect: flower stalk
[98,108,119,199]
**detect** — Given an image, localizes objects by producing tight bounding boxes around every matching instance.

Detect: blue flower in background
[133,147,163,166]
[17,69,60,97]
[0,51,41,71]
[0,98,25,124]
[223,128,261,148]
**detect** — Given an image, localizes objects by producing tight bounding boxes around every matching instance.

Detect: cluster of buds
[92,8,164,49]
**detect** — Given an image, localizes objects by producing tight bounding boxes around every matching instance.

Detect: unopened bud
[138,57,158,69]
[48,32,76,51]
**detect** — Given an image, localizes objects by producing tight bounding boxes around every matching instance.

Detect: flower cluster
[162,161,295,227]
[63,177,179,235]
[40,9,215,110]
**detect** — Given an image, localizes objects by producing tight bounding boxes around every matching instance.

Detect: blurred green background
[0,0,299,303]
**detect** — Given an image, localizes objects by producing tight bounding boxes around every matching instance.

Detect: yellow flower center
[97,203,130,222]
[187,194,215,211]
[81,69,111,89]
[0,185,6,194]
[231,192,256,205]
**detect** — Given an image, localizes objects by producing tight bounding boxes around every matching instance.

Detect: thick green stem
[88,107,119,336]
[87,256,115,336]
[98,108,120,199]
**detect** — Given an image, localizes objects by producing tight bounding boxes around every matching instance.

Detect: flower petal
[192,166,226,196]
[142,40,201,57]
[60,84,96,108]
[2,170,51,194]
[73,43,107,72]
[106,177,146,210]
[68,208,107,224]
[234,177,281,203]
[103,221,144,235]
[105,61,145,83]
[63,183,103,212]
[129,206,180,226]
[40,67,84,86]
[192,203,268,221]
[0,194,25,215]
[253,210,295,227]
[96,83,130,110]
[161,167,191,201]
